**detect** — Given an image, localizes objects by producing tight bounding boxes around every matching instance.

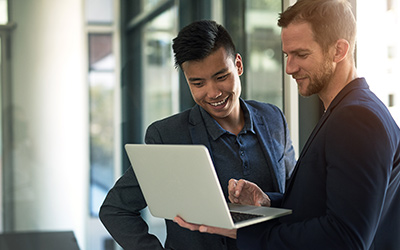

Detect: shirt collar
[199,98,255,141]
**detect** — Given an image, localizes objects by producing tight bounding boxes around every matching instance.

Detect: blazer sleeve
[237,104,395,249]
[99,123,165,249]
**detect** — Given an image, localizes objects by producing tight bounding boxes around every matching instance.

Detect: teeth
[210,97,227,106]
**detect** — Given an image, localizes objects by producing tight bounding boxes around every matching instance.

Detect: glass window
[0,37,2,161]
[357,0,400,125]
[139,6,178,244]
[244,0,283,109]
[142,7,179,134]
[0,36,2,67]
[0,0,7,24]
[0,36,2,230]
[142,0,164,11]
[88,34,115,216]
[86,0,113,24]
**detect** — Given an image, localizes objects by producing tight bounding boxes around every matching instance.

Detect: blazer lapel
[253,113,282,193]
[188,105,213,159]
[284,109,330,195]
[285,78,369,194]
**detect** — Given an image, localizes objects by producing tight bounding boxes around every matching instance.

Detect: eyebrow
[187,67,229,82]
[283,48,311,55]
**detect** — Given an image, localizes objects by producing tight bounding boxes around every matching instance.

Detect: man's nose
[207,83,222,99]
[285,56,299,75]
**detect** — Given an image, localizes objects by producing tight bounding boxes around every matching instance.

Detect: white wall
[10,0,88,248]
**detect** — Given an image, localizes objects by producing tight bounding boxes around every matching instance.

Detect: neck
[319,59,357,110]
[215,105,244,136]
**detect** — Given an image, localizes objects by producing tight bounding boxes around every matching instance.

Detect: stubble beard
[302,59,334,97]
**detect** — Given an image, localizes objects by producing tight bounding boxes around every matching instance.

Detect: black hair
[172,20,236,69]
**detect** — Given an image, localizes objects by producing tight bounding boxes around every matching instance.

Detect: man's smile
[209,96,229,107]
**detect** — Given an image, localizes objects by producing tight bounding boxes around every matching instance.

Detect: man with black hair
[99,20,296,250]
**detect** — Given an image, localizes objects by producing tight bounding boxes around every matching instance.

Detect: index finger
[234,179,247,196]
[228,179,238,203]
[228,179,238,193]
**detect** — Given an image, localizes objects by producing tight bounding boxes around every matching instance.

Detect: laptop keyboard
[230,211,263,223]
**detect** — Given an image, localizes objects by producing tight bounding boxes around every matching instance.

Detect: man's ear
[235,53,244,76]
[333,39,350,63]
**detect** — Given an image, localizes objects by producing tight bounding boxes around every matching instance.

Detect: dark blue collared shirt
[199,100,275,201]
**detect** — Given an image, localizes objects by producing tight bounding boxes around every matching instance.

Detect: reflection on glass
[140,6,178,244]
[86,0,113,24]
[89,34,114,71]
[0,0,7,24]
[142,0,164,12]
[245,0,283,109]
[88,34,115,216]
[142,7,179,134]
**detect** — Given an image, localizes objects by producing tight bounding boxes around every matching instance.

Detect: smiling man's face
[282,22,335,97]
[182,47,243,123]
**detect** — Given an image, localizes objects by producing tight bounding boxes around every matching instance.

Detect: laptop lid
[125,144,291,229]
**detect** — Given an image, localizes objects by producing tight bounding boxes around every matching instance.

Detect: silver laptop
[125,144,292,229]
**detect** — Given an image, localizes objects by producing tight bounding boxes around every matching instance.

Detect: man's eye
[217,74,229,81]
[191,82,203,87]
[298,54,308,59]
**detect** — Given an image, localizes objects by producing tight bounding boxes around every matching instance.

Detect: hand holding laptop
[125,144,291,229]
[228,179,271,207]
[174,177,273,238]
[174,216,238,239]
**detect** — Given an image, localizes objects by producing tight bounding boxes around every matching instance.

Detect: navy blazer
[237,78,400,250]
[100,100,295,250]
